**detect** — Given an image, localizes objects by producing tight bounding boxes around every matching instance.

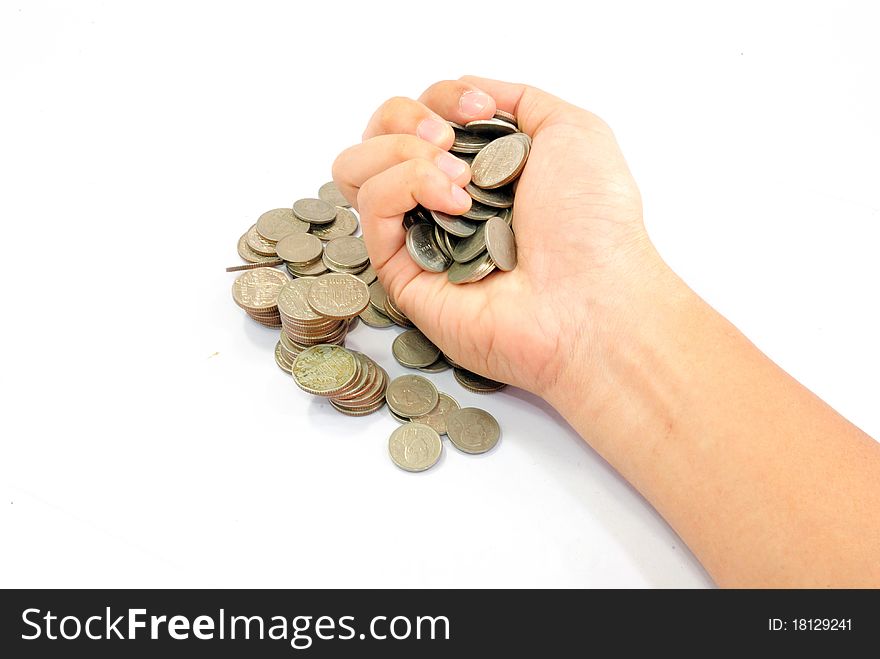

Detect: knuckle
[379,96,413,125]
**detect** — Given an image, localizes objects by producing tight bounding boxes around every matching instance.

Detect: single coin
[418,357,451,374]
[389,408,410,424]
[406,222,451,273]
[493,109,518,126]
[309,207,359,240]
[368,280,388,313]
[226,259,283,272]
[471,134,530,189]
[386,374,439,418]
[232,267,289,311]
[306,273,370,319]
[453,367,507,393]
[451,129,491,154]
[292,345,358,397]
[451,222,488,263]
[461,199,498,221]
[275,232,323,265]
[446,407,500,454]
[411,393,460,435]
[324,235,369,269]
[286,258,329,277]
[318,181,351,208]
[358,305,394,328]
[447,252,496,284]
[256,208,310,242]
[392,329,440,368]
[435,224,453,260]
[276,277,322,322]
[246,224,278,256]
[464,118,518,137]
[237,232,280,264]
[353,264,377,285]
[484,215,517,271]
[388,423,443,472]
[293,198,337,225]
[466,182,514,209]
[430,209,477,238]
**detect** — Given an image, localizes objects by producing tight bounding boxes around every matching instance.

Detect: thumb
[459,75,572,136]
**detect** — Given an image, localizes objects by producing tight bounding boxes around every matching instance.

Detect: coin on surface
[256,208,310,242]
[406,222,451,273]
[232,267,289,312]
[292,344,358,397]
[388,422,443,472]
[293,198,337,225]
[275,341,293,373]
[411,393,460,435]
[306,272,370,319]
[353,264,377,285]
[276,277,322,322]
[237,232,280,264]
[446,407,500,454]
[246,224,278,256]
[453,367,507,393]
[358,305,394,328]
[392,329,441,368]
[430,209,477,238]
[368,279,388,313]
[309,207,359,240]
[418,357,451,374]
[286,257,329,277]
[318,181,351,208]
[324,235,369,269]
[275,232,323,266]
[471,134,530,189]
[386,374,439,418]
[484,215,517,271]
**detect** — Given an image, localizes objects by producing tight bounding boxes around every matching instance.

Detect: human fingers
[356,159,471,270]
[332,134,470,207]
[417,79,496,124]
[362,96,454,148]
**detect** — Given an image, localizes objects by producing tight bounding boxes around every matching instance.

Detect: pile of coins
[384,374,500,472]
[402,112,525,284]
[292,345,388,417]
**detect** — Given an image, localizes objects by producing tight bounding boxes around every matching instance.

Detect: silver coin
[286,257,329,277]
[447,252,496,284]
[386,374,439,418]
[451,222,487,263]
[325,235,369,269]
[461,199,498,221]
[411,393,459,435]
[406,222,451,273]
[446,407,500,454]
[464,118,518,138]
[450,129,491,155]
[275,232,323,266]
[318,181,351,208]
[388,422,442,472]
[358,305,394,328]
[353,264,377,285]
[256,208,310,242]
[293,198,337,225]
[465,182,514,209]
[430,209,476,238]
[484,215,517,271]
[471,134,530,189]
[368,279,388,313]
[453,367,507,393]
[392,329,441,368]
[418,357,451,374]
[434,224,453,260]
[493,109,518,127]
[389,408,410,423]
[309,207,359,240]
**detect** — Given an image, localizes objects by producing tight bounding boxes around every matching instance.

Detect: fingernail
[416,118,451,145]
[450,184,471,208]
[437,152,467,179]
[459,90,491,116]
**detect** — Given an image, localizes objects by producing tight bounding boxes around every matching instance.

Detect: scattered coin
[388,423,443,472]
[318,181,351,208]
[226,259,283,272]
[392,329,441,368]
[358,304,394,328]
[484,215,517,271]
[386,374,439,418]
[411,393,460,435]
[368,280,388,313]
[453,367,506,393]
[417,357,451,374]
[256,208,310,242]
[293,198,337,225]
[446,407,500,454]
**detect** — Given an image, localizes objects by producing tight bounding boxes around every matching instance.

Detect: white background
[1,1,878,588]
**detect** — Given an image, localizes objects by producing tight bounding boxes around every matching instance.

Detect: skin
[332,76,880,588]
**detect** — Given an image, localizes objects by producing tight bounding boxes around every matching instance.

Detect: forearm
[549,256,880,587]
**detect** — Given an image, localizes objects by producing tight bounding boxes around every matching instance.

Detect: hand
[332,76,662,399]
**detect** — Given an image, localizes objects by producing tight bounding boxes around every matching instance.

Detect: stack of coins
[292,344,388,417]
[384,374,501,472]
[231,267,289,328]
[402,112,525,284]
[275,232,326,277]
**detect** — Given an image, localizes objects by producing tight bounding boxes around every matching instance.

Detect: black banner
[1,589,876,656]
